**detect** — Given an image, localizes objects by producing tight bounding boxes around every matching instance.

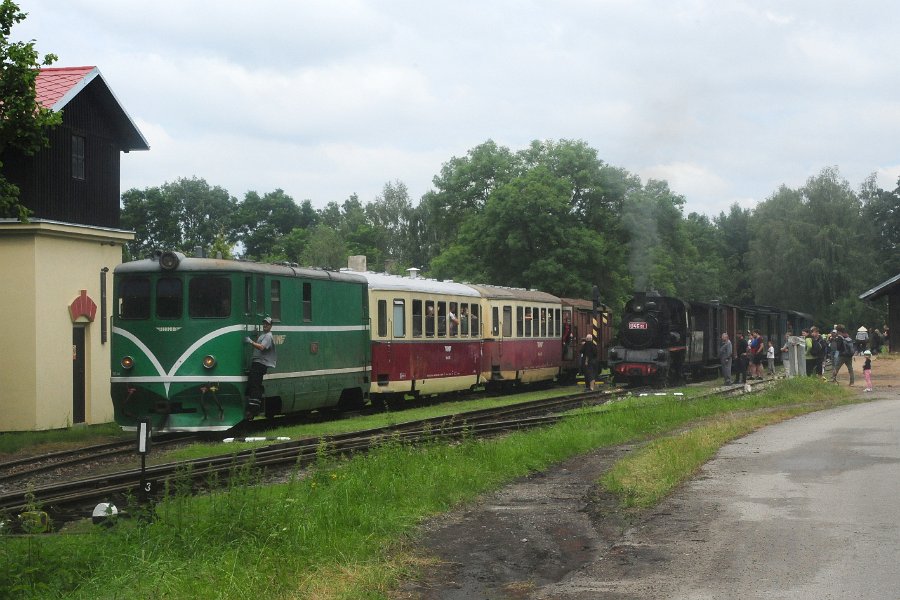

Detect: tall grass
[0,423,126,456]
[0,378,854,599]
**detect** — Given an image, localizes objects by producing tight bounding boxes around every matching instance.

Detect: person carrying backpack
[809,327,826,378]
[830,324,855,385]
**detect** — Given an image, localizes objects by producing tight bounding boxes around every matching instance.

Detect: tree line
[120,139,897,330]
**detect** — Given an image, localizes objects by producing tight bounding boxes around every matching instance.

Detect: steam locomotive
[608,292,813,386]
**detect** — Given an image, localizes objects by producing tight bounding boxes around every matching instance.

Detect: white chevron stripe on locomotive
[112,324,370,394]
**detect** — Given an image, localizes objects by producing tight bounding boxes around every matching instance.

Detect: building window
[72,135,85,180]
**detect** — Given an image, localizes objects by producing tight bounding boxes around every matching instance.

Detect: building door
[72,326,86,424]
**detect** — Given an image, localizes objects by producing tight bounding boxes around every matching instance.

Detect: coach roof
[466,283,560,304]
[350,271,480,297]
[115,256,368,285]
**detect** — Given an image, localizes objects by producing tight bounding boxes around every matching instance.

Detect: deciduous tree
[0,0,61,220]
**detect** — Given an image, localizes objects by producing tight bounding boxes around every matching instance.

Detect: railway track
[2,379,763,529]
[0,433,197,488]
[0,388,627,521]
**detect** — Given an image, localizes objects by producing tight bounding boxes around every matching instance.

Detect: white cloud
[17,0,900,215]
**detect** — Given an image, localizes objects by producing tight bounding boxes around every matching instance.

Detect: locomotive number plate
[628,322,649,330]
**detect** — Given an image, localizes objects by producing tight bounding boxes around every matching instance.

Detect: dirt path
[396,354,900,599]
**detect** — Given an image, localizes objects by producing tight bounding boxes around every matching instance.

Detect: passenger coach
[357,271,483,402]
[467,284,563,389]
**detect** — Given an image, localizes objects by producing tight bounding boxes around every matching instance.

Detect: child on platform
[863,350,873,392]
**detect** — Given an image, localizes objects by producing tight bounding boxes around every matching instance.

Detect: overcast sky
[16,0,900,216]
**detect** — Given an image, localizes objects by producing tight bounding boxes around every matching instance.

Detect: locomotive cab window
[156,277,182,319]
[119,277,150,320]
[189,277,231,318]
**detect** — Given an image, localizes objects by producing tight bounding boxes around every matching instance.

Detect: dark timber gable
[1,68,148,229]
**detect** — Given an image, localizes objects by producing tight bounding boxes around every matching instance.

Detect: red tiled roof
[34,65,149,151]
[35,66,98,110]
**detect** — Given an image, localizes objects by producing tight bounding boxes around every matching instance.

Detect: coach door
[562,307,575,360]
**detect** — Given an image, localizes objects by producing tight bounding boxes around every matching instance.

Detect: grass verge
[0,423,126,456]
[0,378,855,599]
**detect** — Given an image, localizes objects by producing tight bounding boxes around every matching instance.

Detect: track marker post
[136,418,153,506]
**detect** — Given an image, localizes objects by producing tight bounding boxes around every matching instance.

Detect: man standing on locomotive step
[719,332,733,385]
[244,316,277,415]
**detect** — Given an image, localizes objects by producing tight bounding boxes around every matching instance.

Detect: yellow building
[0,67,148,431]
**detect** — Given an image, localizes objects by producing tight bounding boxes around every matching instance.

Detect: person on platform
[580,334,599,392]
[719,332,733,385]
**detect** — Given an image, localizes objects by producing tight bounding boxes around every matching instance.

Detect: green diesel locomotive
[111,252,371,431]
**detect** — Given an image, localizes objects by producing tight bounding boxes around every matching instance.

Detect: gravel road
[400,355,900,600]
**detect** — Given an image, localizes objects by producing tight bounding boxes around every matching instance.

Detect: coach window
[437,301,447,336]
[460,303,469,335]
[425,300,435,337]
[189,277,231,318]
[540,308,547,337]
[302,282,312,321]
[525,307,533,337]
[502,305,513,337]
[412,299,423,337]
[554,309,561,337]
[449,302,459,336]
[393,299,406,338]
[470,305,480,337]
[377,299,388,337]
[491,306,499,336]
[119,277,150,320]
[271,280,281,322]
[156,277,182,319]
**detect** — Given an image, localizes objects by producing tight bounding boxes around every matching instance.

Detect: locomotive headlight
[202,355,217,369]
[159,251,180,271]
[121,356,134,370]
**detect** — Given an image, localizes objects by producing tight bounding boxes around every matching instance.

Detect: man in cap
[244,316,277,416]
